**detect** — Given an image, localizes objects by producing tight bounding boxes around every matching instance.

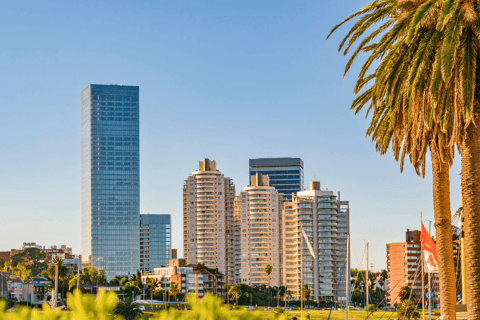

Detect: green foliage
[396,299,420,319]
[399,286,415,302]
[367,304,375,313]
[12,264,33,281]
[0,289,117,320]
[10,248,46,275]
[156,293,281,320]
[114,298,143,320]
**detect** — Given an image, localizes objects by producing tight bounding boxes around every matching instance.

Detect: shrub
[0,290,291,320]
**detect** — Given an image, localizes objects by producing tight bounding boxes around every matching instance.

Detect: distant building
[0,252,10,263]
[386,229,440,307]
[171,249,177,259]
[140,214,171,273]
[43,247,74,265]
[81,84,140,279]
[282,181,350,302]
[183,159,236,283]
[233,173,284,287]
[249,158,304,201]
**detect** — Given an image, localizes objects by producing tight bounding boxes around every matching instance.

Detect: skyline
[0,0,462,272]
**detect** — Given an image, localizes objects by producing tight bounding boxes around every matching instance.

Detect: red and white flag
[421,223,438,273]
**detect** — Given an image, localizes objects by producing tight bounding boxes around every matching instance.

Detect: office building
[233,173,284,286]
[249,158,304,200]
[386,230,439,307]
[183,159,235,283]
[282,181,350,301]
[140,214,171,273]
[81,84,140,279]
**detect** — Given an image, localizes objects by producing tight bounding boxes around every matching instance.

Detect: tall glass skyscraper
[249,157,304,200]
[140,214,171,273]
[81,84,140,279]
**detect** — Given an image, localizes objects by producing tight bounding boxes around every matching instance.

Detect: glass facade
[249,158,304,200]
[140,214,171,273]
[81,84,140,279]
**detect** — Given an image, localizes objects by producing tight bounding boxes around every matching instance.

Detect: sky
[0,0,462,271]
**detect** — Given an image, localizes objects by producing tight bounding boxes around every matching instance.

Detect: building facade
[141,258,225,298]
[140,214,171,273]
[81,84,140,279]
[183,159,235,282]
[233,173,284,287]
[386,230,440,307]
[282,181,350,302]
[249,158,304,201]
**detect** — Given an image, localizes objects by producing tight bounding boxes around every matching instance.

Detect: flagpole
[346,234,349,320]
[366,243,369,320]
[428,220,432,320]
[421,212,425,320]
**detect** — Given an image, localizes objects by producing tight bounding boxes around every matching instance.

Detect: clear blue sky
[0,0,462,271]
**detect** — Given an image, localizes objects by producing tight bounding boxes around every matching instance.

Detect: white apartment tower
[282,181,350,302]
[183,159,235,283]
[233,173,284,287]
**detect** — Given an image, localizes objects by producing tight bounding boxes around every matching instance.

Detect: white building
[282,181,350,301]
[183,159,235,283]
[233,173,284,287]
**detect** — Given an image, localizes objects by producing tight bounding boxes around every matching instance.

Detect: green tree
[264,264,272,306]
[302,284,311,307]
[397,299,420,320]
[398,286,415,302]
[12,263,32,281]
[113,298,144,320]
[1,262,12,273]
[169,283,179,301]
[328,2,462,317]
[229,284,242,305]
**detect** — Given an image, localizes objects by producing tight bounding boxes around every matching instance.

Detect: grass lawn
[138,303,441,320]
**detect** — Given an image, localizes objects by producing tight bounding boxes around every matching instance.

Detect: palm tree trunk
[430,144,456,320]
[461,107,480,318]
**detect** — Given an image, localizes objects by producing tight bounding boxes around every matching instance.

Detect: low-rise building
[141,258,225,298]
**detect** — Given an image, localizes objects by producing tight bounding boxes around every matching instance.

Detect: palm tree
[302,284,310,308]
[228,284,242,306]
[145,278,158,309]
[264,264,272,307]
[169,283,179,301]
[114,298,144,320]
[224,283,230,305]
[52,257,62,309]
[327,1,473,317]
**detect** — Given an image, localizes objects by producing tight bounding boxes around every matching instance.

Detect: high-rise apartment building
[183,159,235,282]
[233,173,284,286]
[140,214,171,273]
[386,230,440,307]
[81,84,140,279]
[249,158,304,201]
[282,181,350,301]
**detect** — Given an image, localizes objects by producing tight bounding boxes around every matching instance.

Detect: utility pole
[346,234,350,320]
[366,243,369,320]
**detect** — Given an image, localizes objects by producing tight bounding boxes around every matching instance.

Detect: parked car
[246,306,254,311]
[138,305,145,311]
